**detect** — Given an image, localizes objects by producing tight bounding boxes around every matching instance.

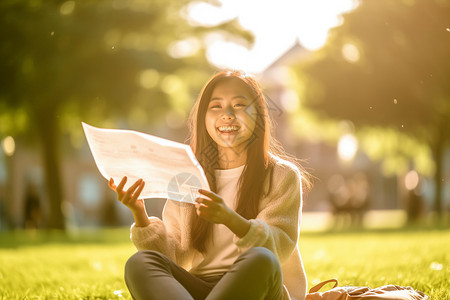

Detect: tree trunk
[432,121,446,222]
[4,155,15,230]
[433,144,442,219]
[36,111,65,230]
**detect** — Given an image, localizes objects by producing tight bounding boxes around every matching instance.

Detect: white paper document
[82,122,210,204]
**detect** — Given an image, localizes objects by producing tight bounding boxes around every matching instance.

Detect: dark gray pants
[124,247,284,300]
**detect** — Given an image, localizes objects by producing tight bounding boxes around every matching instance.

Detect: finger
[198,189,221,202]
[198,189,214,197]
[196,191,214,204]
[195,197,213,207]
[131,181,145,201]
[196,207,210,218]
[116,176,128,194]
[198,205,213,214]
[108,178,116,190]
[124,178,143,199]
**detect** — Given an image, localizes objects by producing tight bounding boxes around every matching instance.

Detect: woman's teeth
[218,125,240,133]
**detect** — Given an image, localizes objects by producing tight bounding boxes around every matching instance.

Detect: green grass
[301,228,450,300]
[0,227,448,299]
[0,229,136,300]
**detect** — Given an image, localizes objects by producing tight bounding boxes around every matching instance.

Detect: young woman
[109,70,309,300]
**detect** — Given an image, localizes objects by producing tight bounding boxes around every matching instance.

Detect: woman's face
[204,78,258,153]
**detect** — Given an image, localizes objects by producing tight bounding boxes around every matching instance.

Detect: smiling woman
[108,69,312,300]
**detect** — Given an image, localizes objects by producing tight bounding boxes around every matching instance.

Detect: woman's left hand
[196,189,251,238]
[195,189,233,225]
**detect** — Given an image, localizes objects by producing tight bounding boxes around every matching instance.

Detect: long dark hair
[187,69,310,253]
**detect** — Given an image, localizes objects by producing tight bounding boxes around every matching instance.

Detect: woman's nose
[222,106,236,119]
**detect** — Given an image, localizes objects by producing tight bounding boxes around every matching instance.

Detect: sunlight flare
[185,0,359,72]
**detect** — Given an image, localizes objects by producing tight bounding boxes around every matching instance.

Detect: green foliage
[0,227,448,299]
[0,0,250,134]
[291,0,449,214]
[0,0,251,229]
[358,127,435,176]
[293,0,450,153]
[297,0,450,135]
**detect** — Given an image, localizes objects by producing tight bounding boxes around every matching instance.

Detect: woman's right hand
[109,176,150,227]
[109,176,145,213]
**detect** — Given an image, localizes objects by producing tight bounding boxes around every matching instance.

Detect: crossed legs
[124,247,284,300]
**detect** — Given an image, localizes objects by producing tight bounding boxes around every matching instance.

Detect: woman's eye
[234,103,246,108]
[210,104,221,109]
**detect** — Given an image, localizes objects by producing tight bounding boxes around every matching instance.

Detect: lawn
[0,227,448,299]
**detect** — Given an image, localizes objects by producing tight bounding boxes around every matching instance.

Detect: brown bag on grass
[305,279,428,300]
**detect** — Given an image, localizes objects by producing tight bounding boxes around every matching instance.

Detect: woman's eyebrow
[209,95,249,101]
[233,95,250,100]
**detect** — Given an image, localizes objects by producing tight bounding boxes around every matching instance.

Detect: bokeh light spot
[161,75,183,94]
[139,69,160,89]
[338,134,358,161]
[404,170,419,190]
[280,89,300,112]
[60,1,75,15]
[2,136,15,156]
[168,38,200,58]
[342,43,360,63]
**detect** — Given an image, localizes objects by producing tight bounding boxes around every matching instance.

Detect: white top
[189,164,245,277]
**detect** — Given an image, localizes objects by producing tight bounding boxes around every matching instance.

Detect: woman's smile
[217,125,241,134]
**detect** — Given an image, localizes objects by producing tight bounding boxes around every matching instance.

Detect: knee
[244,247,281,274]
[125,250,168,280]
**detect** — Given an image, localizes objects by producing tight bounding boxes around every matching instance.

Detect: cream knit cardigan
[130,158,308,300]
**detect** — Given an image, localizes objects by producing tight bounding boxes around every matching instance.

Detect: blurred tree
[0,0,251,229]
[294,0,449,217]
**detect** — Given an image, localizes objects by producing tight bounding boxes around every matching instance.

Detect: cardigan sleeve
[233,161,302,264]
[130,217,170,252]
[130,200,183,261]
